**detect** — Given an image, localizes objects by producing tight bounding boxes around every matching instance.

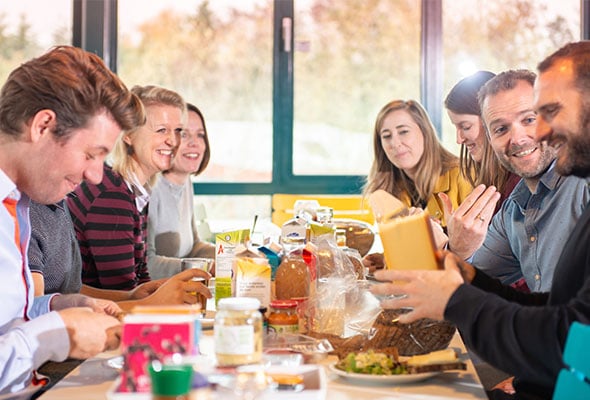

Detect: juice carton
[215,229,250,305]
[232,256,271,308]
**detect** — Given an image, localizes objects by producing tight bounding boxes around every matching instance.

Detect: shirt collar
[511,160,559,209]
[125,172,151,212]
[0,168,20,202]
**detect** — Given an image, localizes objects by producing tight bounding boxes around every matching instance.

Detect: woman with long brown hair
[364,99,472,226]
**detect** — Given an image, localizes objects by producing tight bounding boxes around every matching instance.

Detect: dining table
[37,324,488,400]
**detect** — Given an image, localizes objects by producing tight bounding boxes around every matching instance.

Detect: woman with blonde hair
[67,85,210,298]
[364,99,472,226]
[147,103,215,279]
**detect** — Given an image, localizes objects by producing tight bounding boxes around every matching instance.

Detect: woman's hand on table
[440,185,500,259]
[370,251,466,323]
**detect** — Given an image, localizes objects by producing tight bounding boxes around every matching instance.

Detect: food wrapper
[304,233,455,357]
[215,229,250,305]
[301,234,381,340]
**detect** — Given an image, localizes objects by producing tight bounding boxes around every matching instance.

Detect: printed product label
[214,325,254,355]
[268,323,298,334]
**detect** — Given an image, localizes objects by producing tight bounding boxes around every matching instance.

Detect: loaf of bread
[307,309,456,357]
[369,310,456,355]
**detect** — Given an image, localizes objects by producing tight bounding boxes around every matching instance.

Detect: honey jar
[214,297,262,366]
[268,299,299,334]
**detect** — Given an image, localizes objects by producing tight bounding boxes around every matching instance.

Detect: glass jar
[275,249,311,300]
[268,300,299,334]
[214,297,262,367]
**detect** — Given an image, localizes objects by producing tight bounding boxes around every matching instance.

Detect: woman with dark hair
[445,71,520,205]
[146,103,215,279]
[443,72,521,261]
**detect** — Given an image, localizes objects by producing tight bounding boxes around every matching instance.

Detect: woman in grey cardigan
[147,103,215,279]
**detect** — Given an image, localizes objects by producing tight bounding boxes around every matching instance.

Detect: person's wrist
[49,293,62,310]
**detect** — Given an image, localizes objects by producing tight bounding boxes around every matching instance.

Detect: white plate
[328,363,439,385]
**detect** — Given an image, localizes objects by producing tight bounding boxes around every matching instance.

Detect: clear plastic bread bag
[302,234,382,339]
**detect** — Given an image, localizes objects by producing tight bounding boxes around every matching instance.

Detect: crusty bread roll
[308,309,456,357]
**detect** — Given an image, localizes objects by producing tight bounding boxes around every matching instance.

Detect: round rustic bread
[308,309,456,357]
[368,310,456,356]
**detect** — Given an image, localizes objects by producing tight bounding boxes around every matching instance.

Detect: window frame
[73,0,590,197]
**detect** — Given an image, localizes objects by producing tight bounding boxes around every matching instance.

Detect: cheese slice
[406,348,458,366]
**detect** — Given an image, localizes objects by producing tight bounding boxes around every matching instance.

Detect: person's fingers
[175,268,211,282]
[452,184,487,216]
[369,281,400,296]
[396,309,423,324]
[379,295,413,310]
[466,186,499,222]
[438,192,453,222]
[374,268,421,283]
[185,281,212,298]
[105,325,122,350]
[180,291,198,304]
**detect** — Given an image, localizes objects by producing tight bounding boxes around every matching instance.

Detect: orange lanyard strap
[3,197,30,321]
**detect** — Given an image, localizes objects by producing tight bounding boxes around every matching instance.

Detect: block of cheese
[406,348,457,366]
[404,348,466,374]
[379,209,438,270]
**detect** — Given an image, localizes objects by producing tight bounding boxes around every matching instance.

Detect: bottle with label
[268,299,299,334]
[280,216,308,253]
[274,243,311,301]
[214,297,262,367]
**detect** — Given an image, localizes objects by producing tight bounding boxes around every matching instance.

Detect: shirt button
[530,236,536,242]
[535,274,541,281]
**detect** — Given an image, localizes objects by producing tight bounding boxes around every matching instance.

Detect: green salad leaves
[336,350,407,375]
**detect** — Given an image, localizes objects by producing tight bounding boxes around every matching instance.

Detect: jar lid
[270,299,298,309]
[217,297,261,311]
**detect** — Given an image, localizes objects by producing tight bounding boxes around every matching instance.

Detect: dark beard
[558,103,590,177]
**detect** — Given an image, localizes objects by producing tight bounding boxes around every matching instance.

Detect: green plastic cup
[149,362,193,397]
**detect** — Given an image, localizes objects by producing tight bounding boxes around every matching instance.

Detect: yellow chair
[271,194,374,226]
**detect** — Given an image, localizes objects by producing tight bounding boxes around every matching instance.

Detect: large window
[441,0,580,152]
[293,0,421,176]
[0,0,72,84]
[118,0,273,184]
[5,0,587,225]
[117,0,273,222]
